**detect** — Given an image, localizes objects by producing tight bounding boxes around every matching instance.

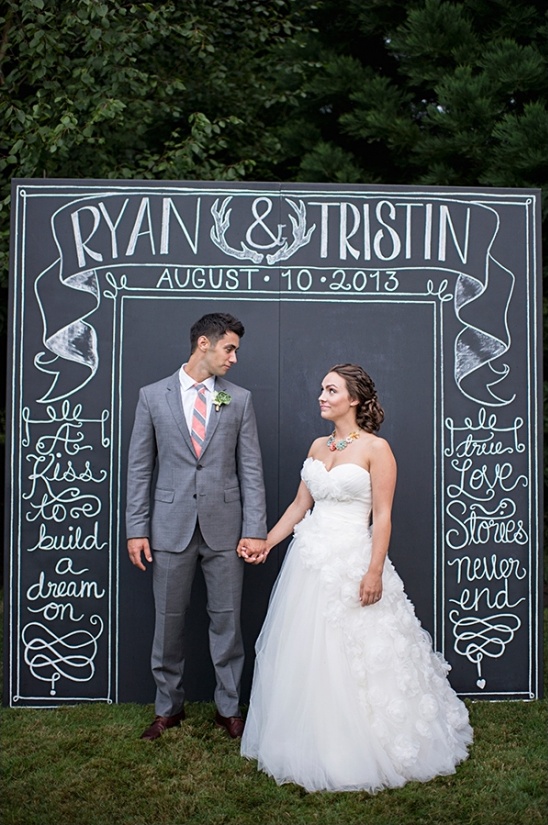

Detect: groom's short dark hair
[190,313,245,352]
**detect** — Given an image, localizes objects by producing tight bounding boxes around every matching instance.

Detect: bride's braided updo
[329,363,384,432]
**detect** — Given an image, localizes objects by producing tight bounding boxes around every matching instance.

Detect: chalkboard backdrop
[4,180,543,707]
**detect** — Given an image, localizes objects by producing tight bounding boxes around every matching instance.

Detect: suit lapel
[165,370,195,455]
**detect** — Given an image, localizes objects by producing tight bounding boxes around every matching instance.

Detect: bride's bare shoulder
[363,433,396,466]
[308,436,327,458]
[354,431,396,471]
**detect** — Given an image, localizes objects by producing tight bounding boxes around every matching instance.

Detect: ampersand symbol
[245,198,285,249]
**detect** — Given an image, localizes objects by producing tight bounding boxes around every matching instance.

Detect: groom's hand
[237,537,269,564]
[128,537,153,571]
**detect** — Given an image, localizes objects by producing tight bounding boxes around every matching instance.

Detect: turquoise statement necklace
[327,430,360,452]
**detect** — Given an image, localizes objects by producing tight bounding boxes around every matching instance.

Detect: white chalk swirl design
[449,611,521,689]
[22,616,104,695]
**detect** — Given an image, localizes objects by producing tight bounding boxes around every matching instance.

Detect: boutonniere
[213,391,231,411]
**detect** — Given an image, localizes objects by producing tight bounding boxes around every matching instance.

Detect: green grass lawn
[1,598,546,825]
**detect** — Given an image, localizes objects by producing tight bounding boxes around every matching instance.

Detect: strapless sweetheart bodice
[301,457,372,528]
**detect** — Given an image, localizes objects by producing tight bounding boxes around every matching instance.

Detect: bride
[239,363,473,793]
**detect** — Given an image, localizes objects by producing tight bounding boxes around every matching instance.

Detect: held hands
[128,537,153,571]
[237,537,270,565]
[359,569,383,606]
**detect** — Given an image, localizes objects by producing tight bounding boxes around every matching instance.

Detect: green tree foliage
[0,0,311,287]
[267,0,548,194]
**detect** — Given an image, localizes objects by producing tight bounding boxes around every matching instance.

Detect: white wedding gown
[241,458,473,793]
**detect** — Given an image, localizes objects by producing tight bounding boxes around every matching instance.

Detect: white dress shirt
[179,365,216,433]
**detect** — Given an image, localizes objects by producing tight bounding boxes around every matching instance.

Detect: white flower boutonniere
[213,391,232,412]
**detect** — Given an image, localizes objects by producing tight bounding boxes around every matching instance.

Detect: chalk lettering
[27,521,107,552]
[448,581,525,612]
[445,410,525,458]
[446,499,529,549]
[155,266,258,291]
[447,460,528,502]
[26,560,105,602]
[447,553,527,584]
[309,200,471,264]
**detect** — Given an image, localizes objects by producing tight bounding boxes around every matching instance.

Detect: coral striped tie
[191,383,207,457]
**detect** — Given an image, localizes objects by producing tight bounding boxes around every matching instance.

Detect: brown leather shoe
[140,708,185,741]
[215,711,244,738]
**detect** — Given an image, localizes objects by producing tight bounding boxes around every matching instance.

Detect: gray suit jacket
[126,371,267,551]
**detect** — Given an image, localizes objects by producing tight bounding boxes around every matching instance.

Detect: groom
[126,312,267,740]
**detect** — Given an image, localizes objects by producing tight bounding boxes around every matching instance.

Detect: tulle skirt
[241,513,473,793]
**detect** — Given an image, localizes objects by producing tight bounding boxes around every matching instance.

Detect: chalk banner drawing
[5,180,542,706]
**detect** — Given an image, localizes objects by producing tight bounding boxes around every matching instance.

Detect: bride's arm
[359,438,397,606]
[238,477,313,564]
[240,444,320,564]
[266,480,314,550]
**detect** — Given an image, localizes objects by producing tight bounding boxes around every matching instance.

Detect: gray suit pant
[151,524,245,718]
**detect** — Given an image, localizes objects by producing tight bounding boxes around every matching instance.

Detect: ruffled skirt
[241,509,473,792]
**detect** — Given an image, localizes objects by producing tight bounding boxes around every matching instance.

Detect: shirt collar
[179,364,216,393]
